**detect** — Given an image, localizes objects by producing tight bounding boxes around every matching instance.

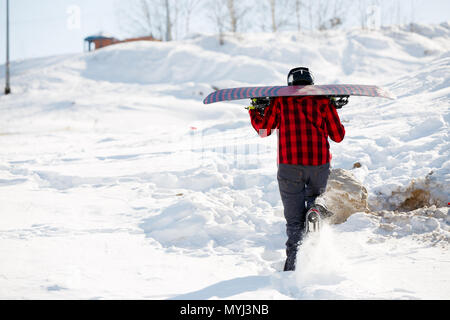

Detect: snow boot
[283,252,297,272]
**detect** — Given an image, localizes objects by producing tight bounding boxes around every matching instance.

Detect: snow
[0,23,449,300]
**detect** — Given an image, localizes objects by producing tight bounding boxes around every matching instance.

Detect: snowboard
[203,84,395,104]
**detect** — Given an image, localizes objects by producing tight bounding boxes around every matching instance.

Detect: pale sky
[0,0,449,62]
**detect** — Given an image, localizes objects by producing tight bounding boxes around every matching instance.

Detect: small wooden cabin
[84,34,159,51]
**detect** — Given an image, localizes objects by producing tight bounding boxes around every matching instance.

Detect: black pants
[277,162,330,270]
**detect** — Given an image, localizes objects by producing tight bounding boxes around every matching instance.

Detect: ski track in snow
[0,23,449,299]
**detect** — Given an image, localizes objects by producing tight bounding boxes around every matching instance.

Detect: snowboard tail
[203,84,396,104]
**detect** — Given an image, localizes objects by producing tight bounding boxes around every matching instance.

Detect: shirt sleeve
[324,100,345,143]
[248,98,280,137]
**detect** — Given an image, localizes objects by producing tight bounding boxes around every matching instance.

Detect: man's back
[249,96,345,165]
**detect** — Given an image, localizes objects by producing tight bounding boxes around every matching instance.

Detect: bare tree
[410,0,417,24]
[409,0,417,31]
[226,0,248,34]
[394,0,403,26]
[115,0,177,41]
[331,0,348,28]
[227,0,238,33]
[183,0,203,36]
[358,0,368,29]
[114,0,157,38]
[269,0,277,32]
[316,0,329,31]
[317,0,348,30]
[357,0,382,30]
[294,0,302,31]
[260,0,349,33]
[164,0,172,41]
[209,0,228,44]
[207,0,248,43]
[267,0,292,32]
[306,0,314,30]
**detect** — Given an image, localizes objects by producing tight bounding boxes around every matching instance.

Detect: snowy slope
[0,23,449,299]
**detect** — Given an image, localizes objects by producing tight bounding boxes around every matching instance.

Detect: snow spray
[294,222,349,288]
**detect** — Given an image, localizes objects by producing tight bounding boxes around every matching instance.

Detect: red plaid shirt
[249,96,345,165]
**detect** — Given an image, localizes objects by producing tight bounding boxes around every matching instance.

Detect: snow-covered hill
[0,22,449,299]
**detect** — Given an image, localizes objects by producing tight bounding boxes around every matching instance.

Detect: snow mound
[384,171,449,211]
[318,168,369,224]
[139,194,254,249]
[370,206,449,246]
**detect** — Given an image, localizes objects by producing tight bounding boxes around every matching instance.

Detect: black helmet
[287,67,314,86]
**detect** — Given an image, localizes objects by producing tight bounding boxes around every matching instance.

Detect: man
[248,67,346,271]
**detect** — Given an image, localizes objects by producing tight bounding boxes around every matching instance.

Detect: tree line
[116,0,414,44]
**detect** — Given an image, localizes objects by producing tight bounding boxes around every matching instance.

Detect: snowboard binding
[329,95,349,109]
[245,97,271,116]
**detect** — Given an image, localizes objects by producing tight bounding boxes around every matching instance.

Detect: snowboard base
[203,84,396,104]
